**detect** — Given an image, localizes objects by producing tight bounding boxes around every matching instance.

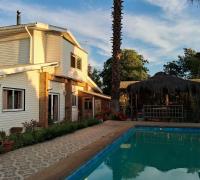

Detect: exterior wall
[46,34,62,64]
[72,85,84,121]
[73,46,88,78]
[48,81,65,121]
[0,70,40,133]
[0,37,30,66]
[61,39,88,82]
[33,30,46,64]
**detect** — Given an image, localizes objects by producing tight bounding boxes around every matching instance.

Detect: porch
[78,90,111,120]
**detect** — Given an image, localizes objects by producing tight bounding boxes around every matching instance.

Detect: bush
[95,110,112,121]
[22,120,39,132]
[110,112,128,121]
[9,134,23,149]
[0,145,4,154]
[2,118,100,154]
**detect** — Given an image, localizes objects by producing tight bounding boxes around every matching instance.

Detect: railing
[143,105,184,121]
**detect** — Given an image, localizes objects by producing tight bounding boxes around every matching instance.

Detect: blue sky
[0,0,200,75]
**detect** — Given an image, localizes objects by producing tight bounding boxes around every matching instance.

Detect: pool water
[84,129,200,180]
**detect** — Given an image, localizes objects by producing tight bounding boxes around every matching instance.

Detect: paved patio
[0,121,134,180]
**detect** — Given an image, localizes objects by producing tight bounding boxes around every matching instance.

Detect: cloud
[0,0,112,59]
[123,1,200,65]
[0,0,200,74]
[145,0,187,15]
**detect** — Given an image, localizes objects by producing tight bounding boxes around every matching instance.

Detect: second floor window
[71,54,76,68]
[71,53,82,70]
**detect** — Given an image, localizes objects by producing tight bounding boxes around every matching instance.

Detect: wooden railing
[143,105,184,121]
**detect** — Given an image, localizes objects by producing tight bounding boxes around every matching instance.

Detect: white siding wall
[0,38,30,66]
[61,39,88,82]
[0,70,40,133]
[33,30,46,64]
[46,34,62,64]
[72,85,84,122]
[48,81,65,121]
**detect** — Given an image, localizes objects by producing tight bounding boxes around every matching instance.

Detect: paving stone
[0,121,127,179]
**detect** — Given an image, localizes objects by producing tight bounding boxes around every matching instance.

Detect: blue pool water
[67,127,200,180]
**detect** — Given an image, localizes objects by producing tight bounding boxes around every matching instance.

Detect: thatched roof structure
[127,72,200,95]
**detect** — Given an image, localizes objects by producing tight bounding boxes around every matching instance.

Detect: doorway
[48,93,59,122]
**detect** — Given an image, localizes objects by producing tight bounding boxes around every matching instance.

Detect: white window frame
[2,87,25,112]
[71,52,82,71]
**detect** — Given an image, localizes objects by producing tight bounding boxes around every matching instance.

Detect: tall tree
[111,0,124,112]
[88,65,102,88]
[163,48,200,79]
[101,49,149,95]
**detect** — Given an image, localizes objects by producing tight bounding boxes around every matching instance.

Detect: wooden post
[135,94,138,121]
[165,94,169,106]
[39,72,49,128]
[130,92,133,120]
[65,79,72,121]
[92,96,95,118]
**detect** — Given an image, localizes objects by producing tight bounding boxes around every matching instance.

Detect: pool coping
[27,121,200,180]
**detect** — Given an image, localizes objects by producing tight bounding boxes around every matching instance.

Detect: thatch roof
[127,72,200,94]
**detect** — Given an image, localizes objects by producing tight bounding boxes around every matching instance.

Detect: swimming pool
[67,126,200,180]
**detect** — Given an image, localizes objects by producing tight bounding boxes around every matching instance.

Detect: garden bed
[0,118,100,154]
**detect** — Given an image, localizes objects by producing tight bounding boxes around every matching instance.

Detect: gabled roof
[0,22,82,48]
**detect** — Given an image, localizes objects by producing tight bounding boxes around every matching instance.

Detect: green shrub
[2,118,101,154]
[0,144,4,154]
[86,118,100,126]
[21,133,36,146]
[8,134,23,149]
[33,129,46,143]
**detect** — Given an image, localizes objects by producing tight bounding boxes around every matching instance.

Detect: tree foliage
[163,48,200,79]
[88,64,102,88]
[101,49,149,95]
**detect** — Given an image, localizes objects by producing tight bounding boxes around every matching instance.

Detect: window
[71,53,82,70]
[95,100,101,114]
[3,88,24,111]
[77,57,82,70]
[71,53,76,68]
[72,94,77,107]
[84,98,92,110]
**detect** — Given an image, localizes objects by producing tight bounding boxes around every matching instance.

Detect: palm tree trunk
[111,0,123,112]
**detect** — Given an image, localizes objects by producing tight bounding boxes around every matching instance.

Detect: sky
[0,0,200,75]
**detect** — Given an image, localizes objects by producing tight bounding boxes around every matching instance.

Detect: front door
[48,93,59,122]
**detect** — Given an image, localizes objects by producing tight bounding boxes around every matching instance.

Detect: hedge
[0,118,100,153]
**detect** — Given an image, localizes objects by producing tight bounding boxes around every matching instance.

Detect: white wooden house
[0,22,110,133]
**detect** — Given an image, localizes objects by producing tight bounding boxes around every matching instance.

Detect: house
[0,22,111,133]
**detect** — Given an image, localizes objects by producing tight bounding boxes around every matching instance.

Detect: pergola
[127,72,200,122]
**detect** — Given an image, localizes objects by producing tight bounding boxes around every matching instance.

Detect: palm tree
[111,0,124,112]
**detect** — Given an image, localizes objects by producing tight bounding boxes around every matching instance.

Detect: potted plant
[0,130,6,144]
[2,138,14,152]
[0,130,14,152]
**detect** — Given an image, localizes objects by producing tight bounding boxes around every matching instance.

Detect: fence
[143,105,184,121]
